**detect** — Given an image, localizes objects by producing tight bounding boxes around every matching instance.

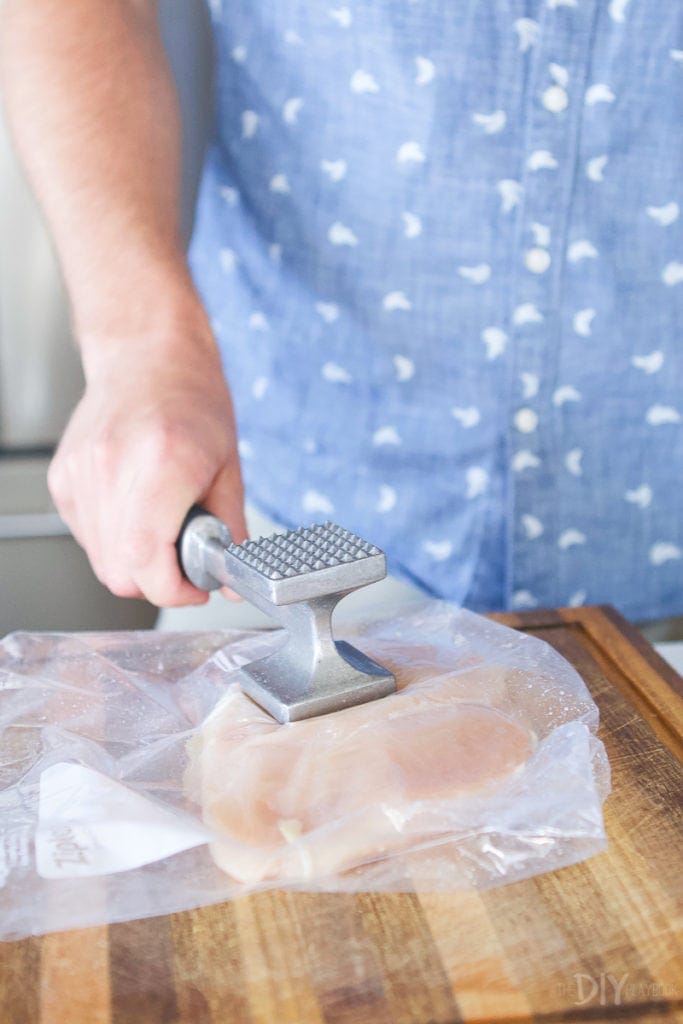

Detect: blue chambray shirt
[189,1,683,621]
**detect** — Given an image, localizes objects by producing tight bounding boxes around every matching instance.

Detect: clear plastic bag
[0,601,610,940]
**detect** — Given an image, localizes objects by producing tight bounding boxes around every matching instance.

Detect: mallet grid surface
[224,522,387,604]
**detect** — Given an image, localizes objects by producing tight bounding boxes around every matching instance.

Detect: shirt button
[542,85,569,113]
[514,408,539,433]
[524,247,551,274]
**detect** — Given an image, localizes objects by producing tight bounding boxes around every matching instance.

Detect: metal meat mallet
[176,506,396,723]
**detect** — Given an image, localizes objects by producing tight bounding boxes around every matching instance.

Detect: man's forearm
[1,0,247,607]
[0,0,205,361]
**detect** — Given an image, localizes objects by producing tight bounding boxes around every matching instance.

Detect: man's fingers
[203,459,248,546]
[49,447,110,587]
[202,461,248,602]
[133,549,210,607]
[109,454,247,607]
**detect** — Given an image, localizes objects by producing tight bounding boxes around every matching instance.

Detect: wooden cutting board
[0,605,681,1024]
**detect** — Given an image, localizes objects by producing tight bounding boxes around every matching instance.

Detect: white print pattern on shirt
[548,64,569,88]
[531,223,551,246]
[514,19,539,52]
[393,355,415,382]
[552,386,582,407]
[376,485,397,513]
[383,291,412,311]
[512,303,544,325]
[631,351,664,374]
[527,150,558,170]
[662,262,683,286]
[512,451,541,472]
[396,141,426,164]
[219,185,239,205]
[241,110,259,138]
[573,309,596,336]
[567,240,599,262]
[283,98,304,124]
[471,111,507,134]
[558,529,587,549]
[565,449,583,476]
[625,485,653,509]
[302,490,335,515]
[373,426,401,446]
[522,514,544,539]
[585,84,616,105]
[350,70,380,94]
[586,155,608,182]
[498,180,523,212]
[321,362,352,384]
[512,590,538,609]
[646,203,679,226]
[321,159,347,181]
[466,467,489,498]
[608,0,630,22]
[402,212,422,238]
[520,373,540,399]
[415,57,435,86]
[315,302,340,323]
[248,312,269,331]
[423,540,453,561]
[329,7,352,28]
[646,405,680,425]
[482,327,508,359]
[220,248,237,273]
[328,222,358,246]
[451,407,481,428]
[649,543,682,566]
[458,264,491,284]
[269,174,290,194]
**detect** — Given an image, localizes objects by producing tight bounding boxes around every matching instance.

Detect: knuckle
[92,430,118,475]
[145,418,183,463]
[133,563,187,609]
[63,451,81,480]
[105,575,140,599]
[47,459,69,504]
[144,419,217,487]
[96,560,139,598]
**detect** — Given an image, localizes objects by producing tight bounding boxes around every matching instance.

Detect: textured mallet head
[176,508,396,719]
[224,522,386,605]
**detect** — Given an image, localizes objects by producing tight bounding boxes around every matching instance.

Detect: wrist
[76,264,221,382]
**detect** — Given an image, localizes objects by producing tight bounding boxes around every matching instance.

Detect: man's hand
[48,331,247,607]
[2,0,248,607]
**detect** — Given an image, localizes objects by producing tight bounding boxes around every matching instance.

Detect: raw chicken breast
[187,641,533,884]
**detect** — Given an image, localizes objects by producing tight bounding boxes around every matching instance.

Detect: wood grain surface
[1,605,681,1024]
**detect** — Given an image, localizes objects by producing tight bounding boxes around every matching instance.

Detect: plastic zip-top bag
[0,601,610,939]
